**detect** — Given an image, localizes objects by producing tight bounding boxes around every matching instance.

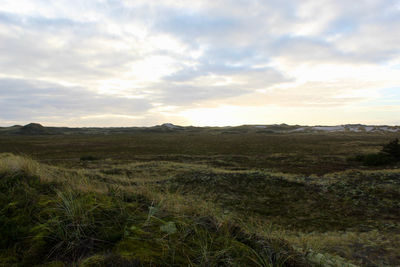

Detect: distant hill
[0,123,52,135]
[160,123,184,129]
[19,123,50,135]
[0,122,399,135]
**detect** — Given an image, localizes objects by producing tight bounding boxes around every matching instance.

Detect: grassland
[1,131,399,174]
[0,131,399,266]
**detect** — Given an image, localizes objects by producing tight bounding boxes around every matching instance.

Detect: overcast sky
[1,0,400,126]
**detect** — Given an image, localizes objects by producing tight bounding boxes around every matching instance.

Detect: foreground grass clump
[0,156,136,265]
[0,154,310,266]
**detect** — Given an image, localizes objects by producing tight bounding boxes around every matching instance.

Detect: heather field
[1,129,399,266]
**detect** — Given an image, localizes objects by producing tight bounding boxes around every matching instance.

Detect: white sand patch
[312,126,345,132]
[290,127,307,132]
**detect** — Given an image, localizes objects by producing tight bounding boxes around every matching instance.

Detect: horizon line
[1,122,400,128]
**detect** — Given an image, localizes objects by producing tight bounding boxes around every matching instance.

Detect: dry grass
[1,130,399,266]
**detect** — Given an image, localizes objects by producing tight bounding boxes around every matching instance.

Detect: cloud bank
[0,0,399,126]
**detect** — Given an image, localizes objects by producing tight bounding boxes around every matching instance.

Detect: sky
[0,0,400,127]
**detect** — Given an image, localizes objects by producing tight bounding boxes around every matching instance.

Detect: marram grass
[1,151,399,266]
[0,154,312,266]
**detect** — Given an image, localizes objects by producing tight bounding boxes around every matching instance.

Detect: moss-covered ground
[0,154,312,266]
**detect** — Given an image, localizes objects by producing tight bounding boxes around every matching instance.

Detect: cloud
[154,10,239,46]
[0,0,399,126]
[0,78,152,123]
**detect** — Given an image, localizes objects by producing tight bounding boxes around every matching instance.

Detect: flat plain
[1,128,399,266]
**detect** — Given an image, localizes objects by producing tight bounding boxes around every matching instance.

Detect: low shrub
[354,153,393,166]
[381,138,400,159]
[80,155,100,161]
[350,139,400,166]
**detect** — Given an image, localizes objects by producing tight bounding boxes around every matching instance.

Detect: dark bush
[381,138,400,159]
[351,139,400,166]
[356,153,394,166]
[80,155,100,161]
